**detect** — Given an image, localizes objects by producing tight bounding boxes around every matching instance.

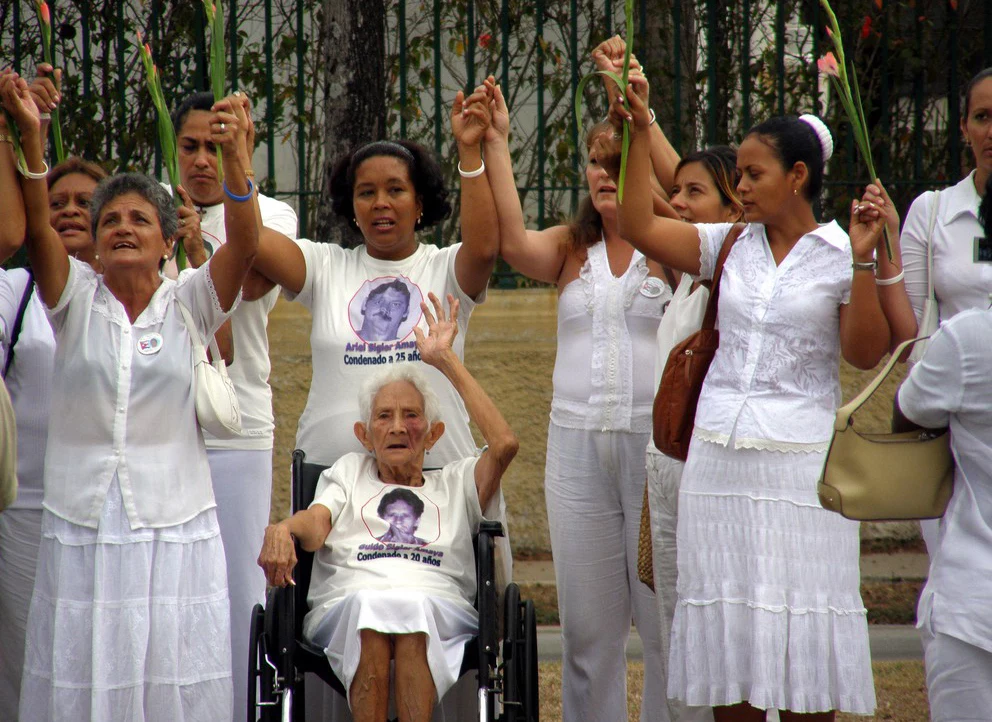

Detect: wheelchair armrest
[475,520,503,683]
[478,519,505,539]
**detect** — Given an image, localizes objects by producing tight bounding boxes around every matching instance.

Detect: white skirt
[19,477,232,722]
[308,589,478,709]
[668,438,875,714]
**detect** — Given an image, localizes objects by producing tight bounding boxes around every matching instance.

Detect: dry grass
[538,661,928,721]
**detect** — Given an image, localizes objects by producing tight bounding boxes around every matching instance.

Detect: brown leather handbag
[652,223,745,461]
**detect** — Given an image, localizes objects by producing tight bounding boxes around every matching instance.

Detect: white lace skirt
[307,589,477,709]
[667,438,875,714]
[19,477,232,722]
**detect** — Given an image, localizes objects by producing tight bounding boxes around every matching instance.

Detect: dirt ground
[267,287,913,555]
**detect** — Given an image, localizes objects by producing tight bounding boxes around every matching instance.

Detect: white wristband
[17,160,49,180]
[457,160,486,178]
[875,270,905,286]
[649,108,657,125]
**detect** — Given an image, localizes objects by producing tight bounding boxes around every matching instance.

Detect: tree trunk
[641,0,698,156]
[314,0,387,246]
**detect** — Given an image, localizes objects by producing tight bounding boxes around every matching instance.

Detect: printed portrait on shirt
[362,486,440,547]
[349,276,424,343]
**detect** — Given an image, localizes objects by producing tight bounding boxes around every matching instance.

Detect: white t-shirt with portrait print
[303,452,485,640]
[285,240,483,467]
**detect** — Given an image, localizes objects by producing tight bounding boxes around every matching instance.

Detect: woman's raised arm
[0,71,67,308]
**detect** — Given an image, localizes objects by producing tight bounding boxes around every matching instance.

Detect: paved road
[536,624,923,662]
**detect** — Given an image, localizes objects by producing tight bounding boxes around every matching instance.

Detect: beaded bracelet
[18,160,49,180]
[223,178,255,202]
[457,160,486,179]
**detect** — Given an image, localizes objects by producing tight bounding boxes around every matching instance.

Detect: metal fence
[3,1,991,244]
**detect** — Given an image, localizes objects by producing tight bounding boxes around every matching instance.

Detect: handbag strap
[924,190,940,305]
[700,222,746,331]
[175,299,225,370]
[834,335,930,430]
[3,270,35,380]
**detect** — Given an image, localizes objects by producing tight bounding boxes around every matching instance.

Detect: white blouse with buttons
[691,221,853,451]
[42,258,236,529]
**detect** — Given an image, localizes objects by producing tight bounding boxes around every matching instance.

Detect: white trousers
[921,625,992,721]
[0,508,43,721]
[545,424,665,722]
[208,448,272,722]
[645,451,714,722]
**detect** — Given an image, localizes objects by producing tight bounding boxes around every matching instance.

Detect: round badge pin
[137,332,164,355]
[640,277,665,299]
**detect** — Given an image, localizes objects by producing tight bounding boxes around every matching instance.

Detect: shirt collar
[942,171,981,225]
[752,219,847,252]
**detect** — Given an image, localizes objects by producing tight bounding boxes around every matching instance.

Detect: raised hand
[413,292,460,368]
[209,96,244,158]
[175,185,207,264]
[849,187,887,261]
[451,81,492,149]
[28,63,61,115]
[484,78,509,145]
[0,70,42,137]
[590,130,622,182]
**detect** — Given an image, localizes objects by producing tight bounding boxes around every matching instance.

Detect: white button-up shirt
[898,309,992,653]
[43,258,235,529]
[691,221,852,450]
[902,172,992,324]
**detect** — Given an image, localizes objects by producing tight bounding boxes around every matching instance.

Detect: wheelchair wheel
[500,583,524,722]
[248,603,279,722]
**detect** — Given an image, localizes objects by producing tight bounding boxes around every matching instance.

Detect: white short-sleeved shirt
[0,269,52,510]
[897,309,992,653]
[901,172,992,326]
[43,258,236,529]
[691,221,852,450]
[303,452,485,639]
[163,192,298,450]
[286,241,482,467]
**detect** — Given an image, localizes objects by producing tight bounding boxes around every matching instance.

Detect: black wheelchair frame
[247,449,539,721]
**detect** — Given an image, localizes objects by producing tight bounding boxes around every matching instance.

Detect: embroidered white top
[691,221,852,451]
[901,172,992,326]
[551,240,669,433]
[42,258,236,529]
[898,309,992,654]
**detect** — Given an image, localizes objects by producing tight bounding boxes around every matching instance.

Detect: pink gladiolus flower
[145,44,153,56]
[817,52,840,77]
[825,26,833,38]
[874,0,882,9]
[38,2,50,26]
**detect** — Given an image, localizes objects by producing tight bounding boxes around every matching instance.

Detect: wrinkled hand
[414,292,459,367]
[452,80,492,148]
[590,130,622,182]
[484,78,509,145]
[0,70,42,137]
[28,63,61,115]
[849,186,888,261]
[258,523,297,588]
[175,186,207,265]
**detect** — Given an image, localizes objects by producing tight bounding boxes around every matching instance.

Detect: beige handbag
[818,336,954,521]
[176,300,242,439]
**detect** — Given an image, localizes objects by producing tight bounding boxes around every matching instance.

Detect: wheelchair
[248,449,540,721]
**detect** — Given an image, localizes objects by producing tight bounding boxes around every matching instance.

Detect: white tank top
[550,240,669,433]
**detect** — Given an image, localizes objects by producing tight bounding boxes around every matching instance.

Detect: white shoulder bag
[908,190,941,364]
[176,300,242,439]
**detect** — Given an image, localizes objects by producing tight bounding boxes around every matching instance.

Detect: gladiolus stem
[34,1,65,163]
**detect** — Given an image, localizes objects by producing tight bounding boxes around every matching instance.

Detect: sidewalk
[519,552,929,661]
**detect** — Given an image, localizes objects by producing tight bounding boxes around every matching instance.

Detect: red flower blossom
[860,15,872,39]
[37,1,50,26]
[478,32,492,50]
[949,0,957,10]
[817,51,840,78]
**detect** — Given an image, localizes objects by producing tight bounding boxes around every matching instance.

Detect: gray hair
[358,364,441,426]
[90,172,178,242]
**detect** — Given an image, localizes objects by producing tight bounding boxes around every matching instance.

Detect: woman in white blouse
[608,83,893,720]
[1,73,258,721]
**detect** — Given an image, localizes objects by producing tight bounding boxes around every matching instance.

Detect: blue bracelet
[223,178,255,202]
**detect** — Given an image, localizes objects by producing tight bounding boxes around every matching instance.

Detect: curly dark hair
[376,487,425,520]
[329,140,452,233]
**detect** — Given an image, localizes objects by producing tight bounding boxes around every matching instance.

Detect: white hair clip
[799,114,834,164]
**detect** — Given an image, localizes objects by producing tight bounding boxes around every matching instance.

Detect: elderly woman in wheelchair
[258,293,519,722]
